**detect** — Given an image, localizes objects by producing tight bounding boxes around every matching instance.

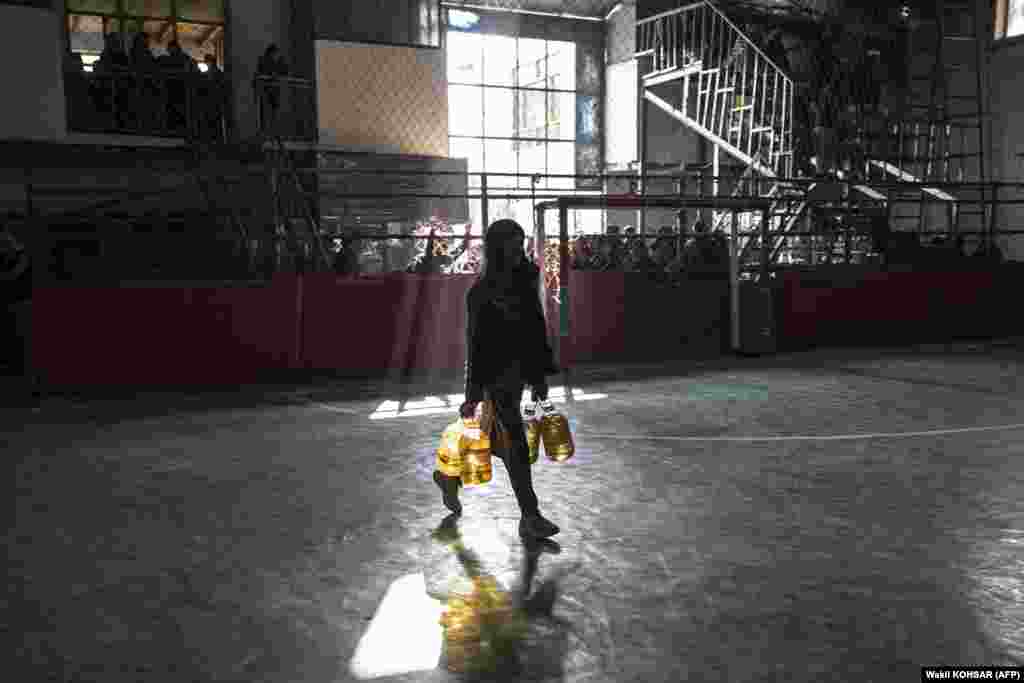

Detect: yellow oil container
[523,404,541,465]
[459,418,492,486]
[539,401,575,462]
[435,421,464,477]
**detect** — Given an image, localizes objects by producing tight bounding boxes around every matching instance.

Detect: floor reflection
[350,514,575,680]
[429,514,574,680]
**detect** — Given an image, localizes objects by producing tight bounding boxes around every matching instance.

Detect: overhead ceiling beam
[158,20,175,44]
[441,1,606,21]
[713,0,907,37]
[200,25,223,47]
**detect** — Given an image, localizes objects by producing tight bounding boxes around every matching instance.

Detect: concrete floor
[6,345,1024,682]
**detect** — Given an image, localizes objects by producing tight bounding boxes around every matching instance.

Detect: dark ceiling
[443,0,622,19]
[444,1,827,21]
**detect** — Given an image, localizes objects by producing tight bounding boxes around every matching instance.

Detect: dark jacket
[464,262,558,403]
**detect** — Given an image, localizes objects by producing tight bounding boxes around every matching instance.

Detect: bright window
[446,13,579,198]
[995,0,1024,39]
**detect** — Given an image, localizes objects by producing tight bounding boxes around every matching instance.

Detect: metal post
[535,202,547,320]
[558,201,570,375]
[973,0,990,237]
[729,209,740,352]
[844,218,852,264]
[535,203,546,279]
[759,208,769,282]
[270,154,283,273]
[712,144,720,227]
[23,165,33,219]
[989,183,998,248]
[480,172,489,230]
[637,71,648,235]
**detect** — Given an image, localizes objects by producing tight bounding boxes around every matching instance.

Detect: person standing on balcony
[159,40,199,133]
[64,50,89,127]
[93,33,130,127]
[256,44,289,135]
[95,32,129,73]
[681,219,729,275]
[435,219,561,540]
[129,33,159,129]
[199,54,227,141]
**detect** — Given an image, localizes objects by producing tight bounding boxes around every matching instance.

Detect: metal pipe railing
[64,67,229,141]
[254,76,317,142]
[13,151,1024,283]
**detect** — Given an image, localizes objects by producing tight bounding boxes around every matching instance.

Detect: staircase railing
[637,1,795,179]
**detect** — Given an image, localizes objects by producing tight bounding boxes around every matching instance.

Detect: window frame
[447,27,582,190]
[994,0,1024,43]
[64,0,227,67]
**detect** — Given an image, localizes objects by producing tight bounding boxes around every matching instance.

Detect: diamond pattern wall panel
[316,41,448,157]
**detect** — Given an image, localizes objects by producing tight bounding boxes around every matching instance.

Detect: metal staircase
[636,1,795,179]
[636,0,991,265]
[860,0,989,244]
[637,1,799,267]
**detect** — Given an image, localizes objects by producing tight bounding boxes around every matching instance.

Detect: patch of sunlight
[370,386,609,420]
[348,572,445,679]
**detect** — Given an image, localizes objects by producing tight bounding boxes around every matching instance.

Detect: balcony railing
[636,1,794,179]
[63,67,230,141]
[254,76,317,142]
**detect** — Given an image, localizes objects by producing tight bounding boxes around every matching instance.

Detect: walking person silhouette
[433,219,561,539]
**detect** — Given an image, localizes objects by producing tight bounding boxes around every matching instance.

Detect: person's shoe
[519,513,559,539]
[433,470,462,515]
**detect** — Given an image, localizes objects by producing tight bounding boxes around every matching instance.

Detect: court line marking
[582,422,1024,442]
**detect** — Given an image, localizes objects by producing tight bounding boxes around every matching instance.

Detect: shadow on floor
[424,514,578,682]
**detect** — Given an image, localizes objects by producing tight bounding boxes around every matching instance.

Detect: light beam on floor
[348,572,444,679]
[369,386,608,420]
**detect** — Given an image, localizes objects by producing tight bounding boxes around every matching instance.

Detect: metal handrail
[12,142,1022,282]
[636,0,795,180]
[64,67,229,141]
[253,75,316,142]
[635,2,706,27]
[636,1,792,83]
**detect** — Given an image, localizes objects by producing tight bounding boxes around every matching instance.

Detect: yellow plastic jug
[539,401,574,462]
[459,418,493,486]
[522,403,541,465]
[435,420,464,478]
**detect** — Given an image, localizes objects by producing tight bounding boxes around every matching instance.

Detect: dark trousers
[486,380,539,517]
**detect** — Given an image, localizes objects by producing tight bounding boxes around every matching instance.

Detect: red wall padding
[299,273,478,375]
[565,270,627,364]
[32,276,300,385]
[776,268,1005,348]
[301,274,406,374]
[624,274,730,359]
[30,267,1024,387]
